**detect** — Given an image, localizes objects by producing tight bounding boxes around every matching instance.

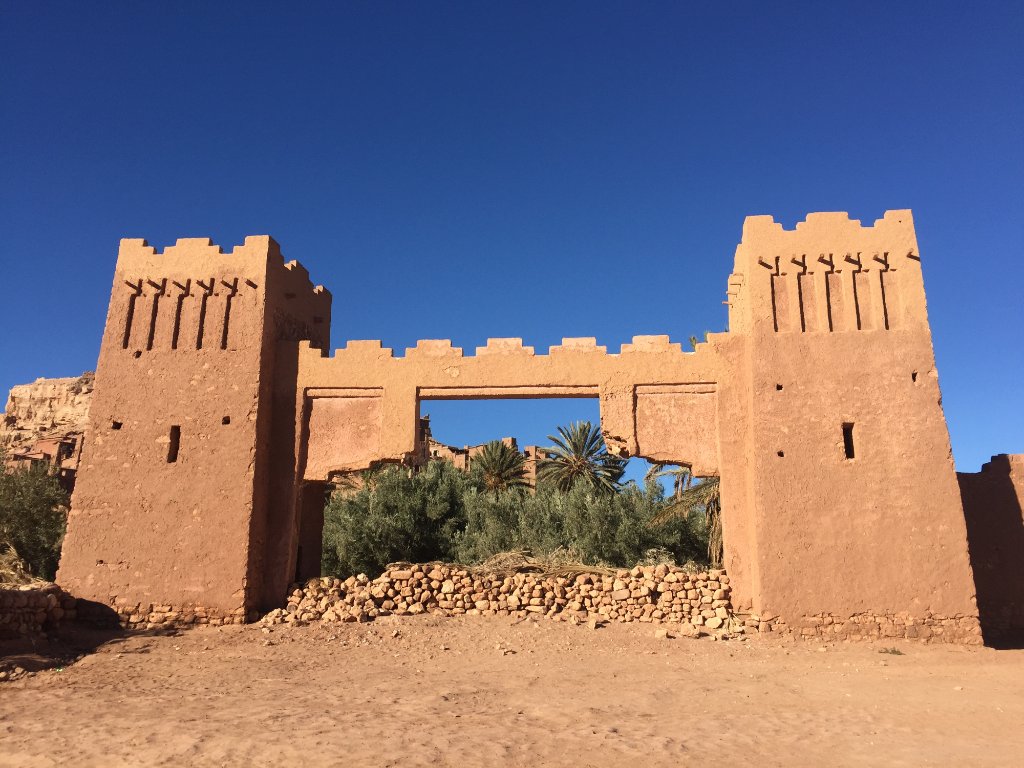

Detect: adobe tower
[57,237,330,621]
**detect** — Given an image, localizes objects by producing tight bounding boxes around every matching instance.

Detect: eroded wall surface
[959,455,1024,636]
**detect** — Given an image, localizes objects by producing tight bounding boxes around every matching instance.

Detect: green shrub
[0,459,69,581]
[322,461,469,577]
[322,460,709,578]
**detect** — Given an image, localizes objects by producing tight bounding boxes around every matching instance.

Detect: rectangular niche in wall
[167,425,181,463]
[842,423,855,460]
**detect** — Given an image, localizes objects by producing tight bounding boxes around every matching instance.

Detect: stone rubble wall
[782,612,982,643]
[3,566,979,644]
[0,584,250,634]
[0,583,75,638]
[263,564,748,635]
[260,563,983,644]
[77,599,251,630]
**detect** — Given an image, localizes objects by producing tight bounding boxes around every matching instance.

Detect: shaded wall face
[255,265,331,610]
[294,481,328,584]
[959,455,1024,635]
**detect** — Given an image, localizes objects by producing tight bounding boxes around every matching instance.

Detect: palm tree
[473,440,529,493]
[537,421,626,494]
[644,462,693,499]
[650,475,723,567]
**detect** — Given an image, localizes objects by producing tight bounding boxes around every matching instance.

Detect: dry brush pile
[262,561,756,636]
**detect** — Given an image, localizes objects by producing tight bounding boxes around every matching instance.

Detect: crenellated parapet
[321,334,709,363]
[727,210,928,336]
[108,236,329,355]
[297,334,726,480]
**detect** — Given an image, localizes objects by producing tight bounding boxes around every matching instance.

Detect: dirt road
[1,616,1021,767]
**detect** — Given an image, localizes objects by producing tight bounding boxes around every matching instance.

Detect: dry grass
[0,542,43,586]
[384,550,714,581]
[472,550,619,579]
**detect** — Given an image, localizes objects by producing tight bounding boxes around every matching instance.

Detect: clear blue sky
[1,2,1020,473]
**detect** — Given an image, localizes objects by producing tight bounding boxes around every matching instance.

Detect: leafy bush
[455,478,707,568]
[322,461,469,577]
[0,459,70,581]
[322,460,708,578]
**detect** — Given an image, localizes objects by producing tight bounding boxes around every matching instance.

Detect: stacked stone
[0,583,73,637]
[261,563,742,633]
[786,612,982,643]
[87,600,250,630]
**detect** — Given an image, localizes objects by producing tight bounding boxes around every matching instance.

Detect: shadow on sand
[0,600,183,675]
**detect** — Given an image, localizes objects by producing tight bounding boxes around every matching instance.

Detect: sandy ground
[1,616,1022,768]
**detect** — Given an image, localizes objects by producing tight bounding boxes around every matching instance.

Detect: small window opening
[777,450,785,458]
[775,384,784,391]
[842,423,855,460]
[111,421,123,430]
[133,350,142,359]
[222,415,231,425]
[167,426,181,463]
[911,371,918,383]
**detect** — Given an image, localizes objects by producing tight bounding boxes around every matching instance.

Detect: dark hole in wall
[167,426,181,463]
[842,423,856,460]
[912,371,918,383]
[776,384,783,391]
[777,450,785,458]
[111,421,122,430]
[222,416,231,425]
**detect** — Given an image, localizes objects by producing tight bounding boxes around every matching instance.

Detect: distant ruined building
[408,416,546,488]
[5,212,1017,641]
[1,373,93,490]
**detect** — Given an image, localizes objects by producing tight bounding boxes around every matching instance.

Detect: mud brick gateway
[56,211,1018,642]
